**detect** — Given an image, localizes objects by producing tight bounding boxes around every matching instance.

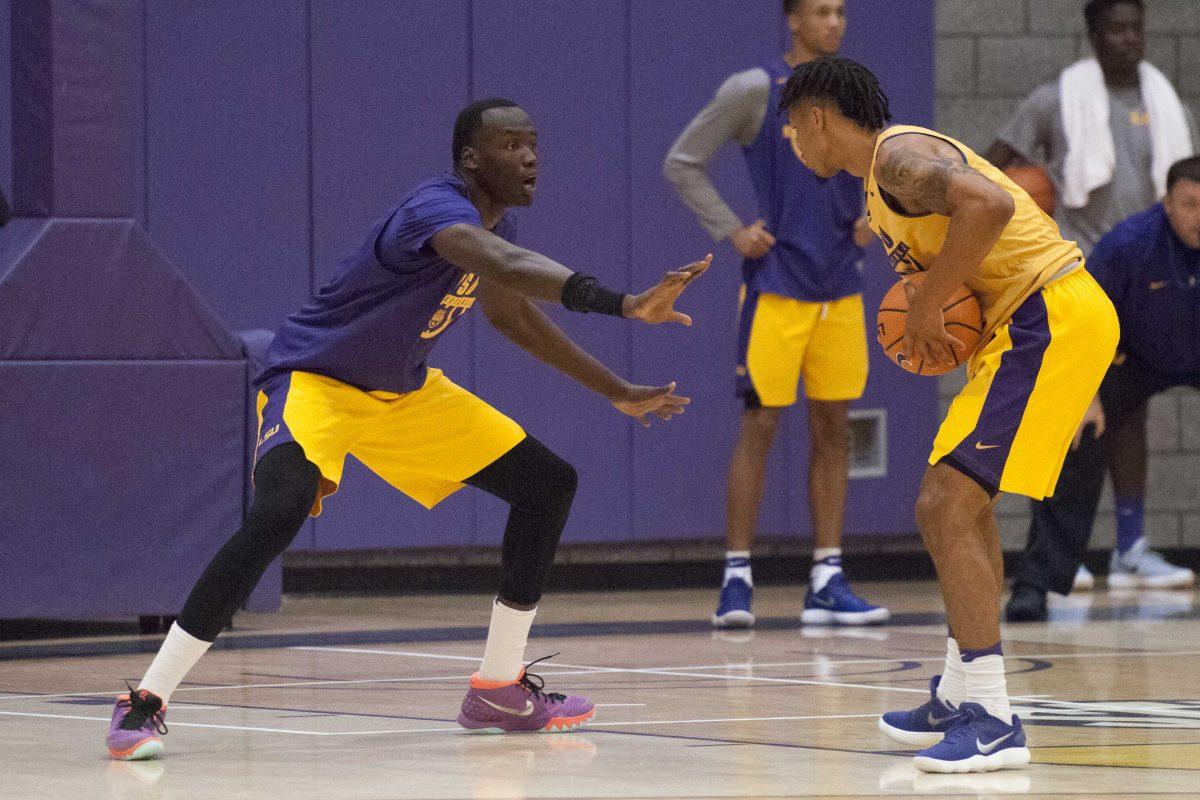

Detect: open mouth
[522,175,538,191]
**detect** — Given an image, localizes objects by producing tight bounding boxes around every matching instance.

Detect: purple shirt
[257,173,515,393]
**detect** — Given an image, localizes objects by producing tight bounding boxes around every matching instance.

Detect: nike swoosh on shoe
[480,698,535,717]
[976,731,1014,754]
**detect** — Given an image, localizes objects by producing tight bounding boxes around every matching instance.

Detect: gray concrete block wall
[934,1,1200,552]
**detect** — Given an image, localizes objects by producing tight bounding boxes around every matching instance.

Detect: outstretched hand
[611,382,690,428]
[623,255,712,326]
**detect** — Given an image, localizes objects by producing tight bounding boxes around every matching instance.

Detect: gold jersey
[864,125,1083,342]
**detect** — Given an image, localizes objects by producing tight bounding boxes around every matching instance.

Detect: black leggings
[177,436,576,642]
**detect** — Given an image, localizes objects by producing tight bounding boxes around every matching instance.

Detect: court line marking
[0,708,885,738]
[4,646,1196,704]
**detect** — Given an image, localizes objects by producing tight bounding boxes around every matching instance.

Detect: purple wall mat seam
[467,0,476,537]
[623,0,634,537]
[305,0,314,301]
[11,0,53,216]
[140,0,148,229]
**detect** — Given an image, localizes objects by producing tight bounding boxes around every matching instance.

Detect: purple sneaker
[457,656,594,733]
[107,686,168,760]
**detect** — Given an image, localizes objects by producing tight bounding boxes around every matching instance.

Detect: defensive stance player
[106,99,709,759]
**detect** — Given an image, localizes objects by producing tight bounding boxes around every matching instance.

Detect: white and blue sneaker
[878,676,965,747]
[801,573,890,625]
[1108,537,1196,589]
[912,702,1030,774]
[712,578,754,628]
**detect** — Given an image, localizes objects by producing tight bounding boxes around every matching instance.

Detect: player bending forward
[779,58,1118,773]
[106,99,709,760]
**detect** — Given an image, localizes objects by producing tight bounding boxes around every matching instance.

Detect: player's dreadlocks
[778,56,892,130]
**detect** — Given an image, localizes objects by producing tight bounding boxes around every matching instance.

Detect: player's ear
[459,146,479,171]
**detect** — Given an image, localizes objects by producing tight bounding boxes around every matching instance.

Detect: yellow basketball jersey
[864,125,1083,342]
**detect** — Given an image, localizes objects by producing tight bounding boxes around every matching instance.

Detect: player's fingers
[1071,425,1085,451]
[945,333,966,353]
[1094,414,1106,439]
[671,311,693,326]
[761,229,777,246]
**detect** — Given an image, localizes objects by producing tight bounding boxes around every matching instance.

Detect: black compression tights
[177,436,576,642]
[464,436,577,607]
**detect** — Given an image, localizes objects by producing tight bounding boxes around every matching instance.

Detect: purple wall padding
[470,1,635,544]
[10,0,52,216]
[1,0,12,199]
[144,1,310,333]
[0,361,244,619]
[9,0,141,217]
[7,1,938,560]
[306,0,476,551]
[629,2,791,541]
[0,219,241,359]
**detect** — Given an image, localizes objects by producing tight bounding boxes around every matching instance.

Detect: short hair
[1084,0,1143,35]
[1167,155,1200,192]
[783,0,804,13]
[778,56,892,130]
[452,98,519,165]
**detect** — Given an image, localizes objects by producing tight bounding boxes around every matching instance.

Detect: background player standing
[779,57,1119,773]
[106,99,709,760]
[663,0,887,629]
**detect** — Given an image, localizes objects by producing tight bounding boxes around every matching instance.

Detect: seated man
[1008,156,1200,621]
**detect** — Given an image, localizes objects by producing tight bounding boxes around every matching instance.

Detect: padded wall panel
[470,0,633,544]
[0,361,244,619]
[144,1,309,331]
[629,2,789,540]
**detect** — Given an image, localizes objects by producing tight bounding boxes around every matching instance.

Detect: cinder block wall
[933,0,1200,553]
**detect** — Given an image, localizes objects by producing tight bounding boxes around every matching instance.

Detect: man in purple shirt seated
[105,99,710,760]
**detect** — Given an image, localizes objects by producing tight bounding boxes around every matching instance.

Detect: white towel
[1058,58,1194,209]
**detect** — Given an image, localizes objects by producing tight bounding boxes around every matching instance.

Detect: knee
[539,451,578,510]
[915,479,954,551]
[249,447,320,541]
[810,417,849,454]
[743,407,781,440]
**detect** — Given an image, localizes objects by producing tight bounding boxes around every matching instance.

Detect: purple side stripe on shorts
[948,290,1052,489]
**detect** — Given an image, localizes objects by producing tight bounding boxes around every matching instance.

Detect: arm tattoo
[877,148,984,217]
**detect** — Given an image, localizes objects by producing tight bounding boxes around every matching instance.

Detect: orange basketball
[876,274,983,376]
[1003,165,1056,216]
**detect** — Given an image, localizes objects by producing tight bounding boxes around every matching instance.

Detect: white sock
[478,599,536,682]
[936,637,968,708]
[961,653,1012,722]
[723,551,752,587]
[138,623,213,705]
[810,547,842,593]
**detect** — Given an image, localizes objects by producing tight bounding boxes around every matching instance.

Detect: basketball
[1003,164,1056,216]
[877,274,983,376]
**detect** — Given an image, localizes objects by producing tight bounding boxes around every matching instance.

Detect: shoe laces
[937,703,986,745]
[519,654,567,703]
[117,683,168,735]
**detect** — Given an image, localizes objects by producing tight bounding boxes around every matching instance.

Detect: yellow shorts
[736,291,868,406]
[930,268,1119,499]
[254,369,526,515]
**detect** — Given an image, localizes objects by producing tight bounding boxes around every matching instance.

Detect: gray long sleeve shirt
[663,68,771,242]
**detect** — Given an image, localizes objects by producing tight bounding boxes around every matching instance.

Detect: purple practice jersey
[742,59,864,301]
[257,173,515,393]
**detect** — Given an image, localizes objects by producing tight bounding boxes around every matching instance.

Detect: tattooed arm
[874,135,1015,367]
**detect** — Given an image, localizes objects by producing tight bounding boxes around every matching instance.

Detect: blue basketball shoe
[878,675,965,747]
[801,573,890,625]
[711,578,754,628]
[912,702,1030,773]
